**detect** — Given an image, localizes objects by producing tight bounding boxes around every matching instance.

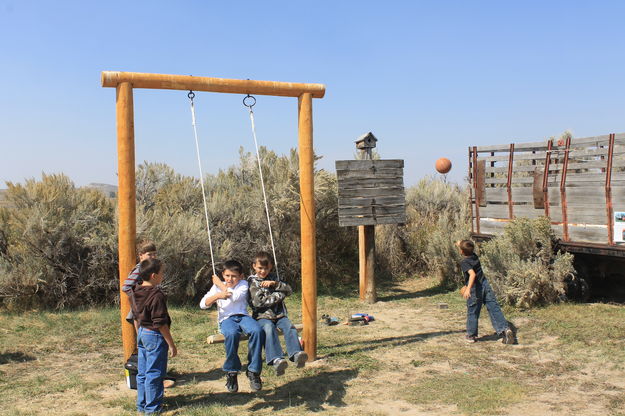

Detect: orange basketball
[435,158,452,174]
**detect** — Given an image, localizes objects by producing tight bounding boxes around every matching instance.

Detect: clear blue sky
[1,1,624,187]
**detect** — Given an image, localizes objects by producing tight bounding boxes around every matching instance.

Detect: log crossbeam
[102,71,325,98]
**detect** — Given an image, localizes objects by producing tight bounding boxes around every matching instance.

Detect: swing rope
[244,94,280,279]
[188,91,216,276]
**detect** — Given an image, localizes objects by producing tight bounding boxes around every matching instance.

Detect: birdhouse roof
[355,132,378,144]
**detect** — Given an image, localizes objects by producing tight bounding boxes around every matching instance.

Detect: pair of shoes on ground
[465,335,477,343]
[225,370,262,393]
[273,351,308,376]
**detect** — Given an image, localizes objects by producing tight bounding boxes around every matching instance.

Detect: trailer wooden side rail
[469,132,625,256]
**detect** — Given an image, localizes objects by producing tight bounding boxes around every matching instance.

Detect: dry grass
[1,278,624,415]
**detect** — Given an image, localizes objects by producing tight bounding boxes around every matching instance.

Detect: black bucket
[124,353,138,390]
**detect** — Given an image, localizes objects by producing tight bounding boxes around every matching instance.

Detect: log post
[116,82,137,361]
[298,93,317,361]
[359,225,376,302]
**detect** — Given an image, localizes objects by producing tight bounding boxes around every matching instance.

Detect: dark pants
[466,278,508,337]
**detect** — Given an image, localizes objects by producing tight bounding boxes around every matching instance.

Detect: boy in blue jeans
[131,258,178,414]
[248,251,307,375]
[200,260,264,392]
[457,240,515,344]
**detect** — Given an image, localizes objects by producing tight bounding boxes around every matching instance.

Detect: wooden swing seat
[207,323,303,344]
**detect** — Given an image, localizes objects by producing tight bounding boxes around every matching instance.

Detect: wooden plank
[335,160,404,170]
[338,177,404,189]
[475,133,625,154]
[487,176,535,185]
[337,168,403,179]
[207,324,303,344]
[339,215,407,227]
[479,205,546,219]
[477,140,548,153]
[480,152,548,162]
[484,187,509,202]
[568,147,609,158]
[566,210,611,224]
[339,188,405,198]
[478,219,508,234]
[338,206,405,216]
[612,187,625,203]
[568,226,608,244]
[339,196,405,206]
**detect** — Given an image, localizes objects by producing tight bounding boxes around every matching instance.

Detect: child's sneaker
[273,358,288,376]
[246,370,262,392]
[293,351,308,368]
[465,335,477,343]
[502,327,515,345]
[225,372,238,393]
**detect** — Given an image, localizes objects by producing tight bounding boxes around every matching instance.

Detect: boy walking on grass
[248,251,307,375]
[200,260,264,393]
[457,240,515,344]
[131,258,178,414]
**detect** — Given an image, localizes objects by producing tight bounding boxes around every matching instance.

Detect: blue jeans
[466,278,508,337]
[137,327,168,414]
[258,317,302,364]
[220,315,264,374]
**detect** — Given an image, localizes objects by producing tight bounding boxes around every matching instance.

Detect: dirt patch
[1,277,624,415]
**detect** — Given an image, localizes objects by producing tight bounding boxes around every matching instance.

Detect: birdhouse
[355,132,378,149]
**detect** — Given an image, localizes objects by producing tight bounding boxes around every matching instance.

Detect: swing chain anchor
[188,90,195,100]
[243,94,256,109]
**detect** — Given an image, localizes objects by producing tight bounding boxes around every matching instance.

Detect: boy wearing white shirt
[200,260,264,393]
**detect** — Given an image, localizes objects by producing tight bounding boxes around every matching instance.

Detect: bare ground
[1,277,624,415]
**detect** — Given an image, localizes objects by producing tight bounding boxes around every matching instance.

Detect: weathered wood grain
[339,196,405,206]
[339,187,404,198]
[338,177,404,189]
[335,160,404,170]
[339,215,407,227]
[338,206,405,216]
[337,168,403,179]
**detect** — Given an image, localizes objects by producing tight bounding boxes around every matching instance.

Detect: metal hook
[188,90,195,100]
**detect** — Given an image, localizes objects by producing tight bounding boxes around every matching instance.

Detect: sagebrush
[480,216,576,308]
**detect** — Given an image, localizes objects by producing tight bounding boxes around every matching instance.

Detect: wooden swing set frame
[101,71,326,362]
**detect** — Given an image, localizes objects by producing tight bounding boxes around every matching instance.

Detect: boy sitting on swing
[248,251,308,375]
[200,260,264,393]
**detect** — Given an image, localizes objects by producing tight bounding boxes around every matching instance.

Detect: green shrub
[409,177,471,287]
[0,174,118,309]
[480,216,575,308]
[136,148,357,300]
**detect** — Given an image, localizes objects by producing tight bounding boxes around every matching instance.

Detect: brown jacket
[131,285,171,331]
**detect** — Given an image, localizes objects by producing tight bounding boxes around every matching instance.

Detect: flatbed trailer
[468,132,625,258]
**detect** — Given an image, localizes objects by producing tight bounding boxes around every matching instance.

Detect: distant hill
[84,183,118,198]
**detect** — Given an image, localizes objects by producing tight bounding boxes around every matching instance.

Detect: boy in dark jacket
[131,258,178,414]
[248,251,307,375]
[457,240,515,344]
